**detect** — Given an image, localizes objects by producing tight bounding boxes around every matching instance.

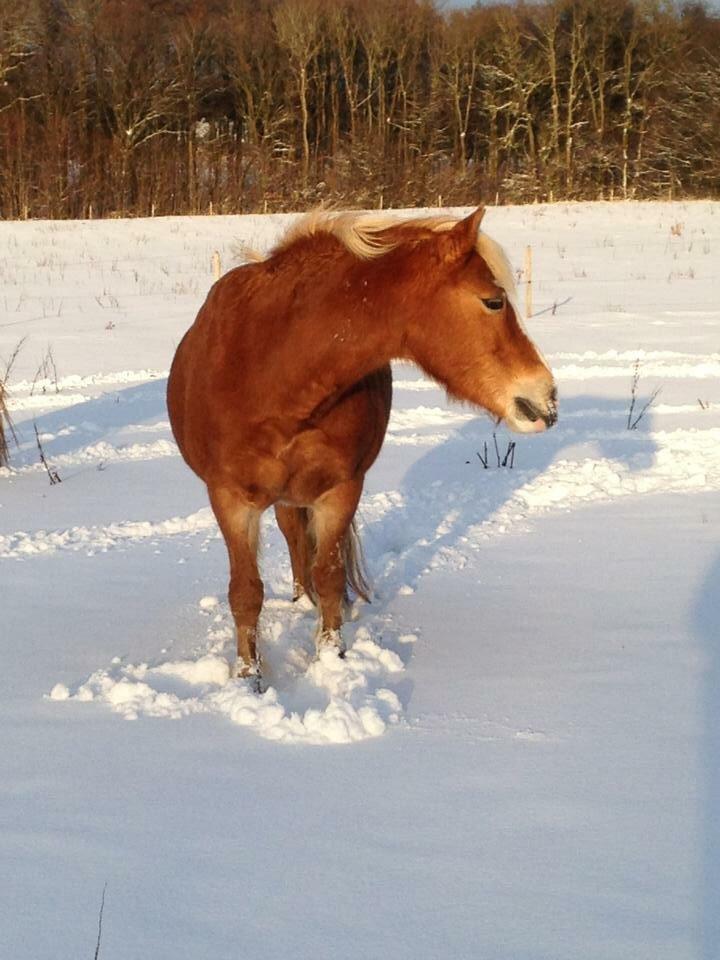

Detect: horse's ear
[440,206,486,263]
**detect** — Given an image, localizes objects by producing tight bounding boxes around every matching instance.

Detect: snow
[50,624,404,744]
[1,202,718,958]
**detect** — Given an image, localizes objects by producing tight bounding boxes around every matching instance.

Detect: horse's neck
[270,285,405,423]
[282,311,402,420]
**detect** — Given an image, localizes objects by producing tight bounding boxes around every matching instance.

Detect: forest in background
[1,0,719,219]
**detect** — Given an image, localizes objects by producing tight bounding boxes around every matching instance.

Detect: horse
[167,206,557,683]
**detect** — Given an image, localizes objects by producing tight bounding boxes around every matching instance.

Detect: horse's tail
[293,511,371,605]
[341,520,371,603]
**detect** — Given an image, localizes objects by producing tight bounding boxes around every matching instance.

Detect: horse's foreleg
[208,486,263,680]
[274,504,314,603]
[310,478,363,656]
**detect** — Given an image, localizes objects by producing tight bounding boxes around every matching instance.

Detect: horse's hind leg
[310,477,363,656]
[274,504,314,603]
[208,486,263,680]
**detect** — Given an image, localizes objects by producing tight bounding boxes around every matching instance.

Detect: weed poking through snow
[30,344,59,396]
[0,337,26,467]
[94,883,107,960]
[34,423,61,484]
[627,358,662,430]
[0,377,8,467]
[469,433,517,469]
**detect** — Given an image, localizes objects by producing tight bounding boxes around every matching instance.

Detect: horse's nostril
[515,396,541,422]
[515,395,557,428]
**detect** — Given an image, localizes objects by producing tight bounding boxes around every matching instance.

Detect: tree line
[1,0,719,219]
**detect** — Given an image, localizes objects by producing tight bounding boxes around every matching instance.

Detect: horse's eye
[481,297,505,311]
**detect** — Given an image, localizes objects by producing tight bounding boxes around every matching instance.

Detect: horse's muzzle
[506,382,558,433]
[514,394,557,429]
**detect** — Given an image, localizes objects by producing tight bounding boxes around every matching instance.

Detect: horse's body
[168,207,556,681]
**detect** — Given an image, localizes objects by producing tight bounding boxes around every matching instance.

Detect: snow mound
[0,508,215,558]
[49,626,404,746]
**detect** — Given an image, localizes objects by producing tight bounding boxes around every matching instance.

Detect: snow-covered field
[1,202,718,959]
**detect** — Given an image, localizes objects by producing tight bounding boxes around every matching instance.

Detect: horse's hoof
[233,659,264,692]
[315,629,346,659]
[251,674,266,694]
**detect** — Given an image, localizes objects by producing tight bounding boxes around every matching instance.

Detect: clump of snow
[52,624,404,745]
[153,654,230,685]
[0,508,215,559]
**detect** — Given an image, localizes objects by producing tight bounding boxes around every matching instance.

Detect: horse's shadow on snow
[357,393,659,679]
[10,378,168,467]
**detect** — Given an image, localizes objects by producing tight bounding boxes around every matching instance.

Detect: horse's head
[403,207,557,433]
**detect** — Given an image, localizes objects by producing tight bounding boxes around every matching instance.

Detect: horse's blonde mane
[269,210,518,300]
[273,210,398,260]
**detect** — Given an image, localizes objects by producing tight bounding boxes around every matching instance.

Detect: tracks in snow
[0,508,215,559]
[4,427,720,562]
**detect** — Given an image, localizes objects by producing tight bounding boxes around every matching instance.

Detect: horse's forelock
[476,230,519,306]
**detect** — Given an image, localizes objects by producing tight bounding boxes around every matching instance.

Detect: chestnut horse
[167,207,557,682]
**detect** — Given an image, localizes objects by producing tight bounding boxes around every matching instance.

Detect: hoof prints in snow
[8,427,720,561]
[49,614,404,745]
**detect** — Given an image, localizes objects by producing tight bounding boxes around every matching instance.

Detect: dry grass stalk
[627,359,662,430]
[34,423,61,485]
[0,337,27,467]
[0,379,8,467]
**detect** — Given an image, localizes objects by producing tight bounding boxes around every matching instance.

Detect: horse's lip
[505,414,549,434]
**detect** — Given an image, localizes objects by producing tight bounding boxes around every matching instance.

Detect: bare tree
[0,0,719,216]
[0,0,42,110]
[273,0,324,182]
